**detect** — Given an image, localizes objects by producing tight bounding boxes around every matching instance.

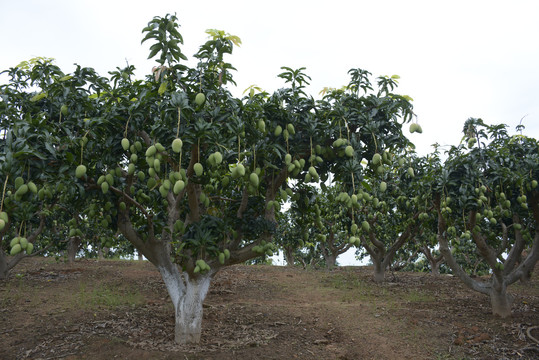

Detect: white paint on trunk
[174,272,212,344]
[157,264,212,344]
[157,264,184,310]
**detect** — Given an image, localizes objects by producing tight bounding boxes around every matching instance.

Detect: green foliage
[426,119,539,306]
[0,14,415,280]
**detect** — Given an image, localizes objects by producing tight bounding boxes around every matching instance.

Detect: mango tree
[309,183,355,268]
[343,148,430,282]
[0,14,416,343]
[274,185,314,267]
[404,150,447,275]
[435,118,539,317]
[0,58,80,278]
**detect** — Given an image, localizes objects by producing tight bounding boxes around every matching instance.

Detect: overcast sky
[2,0,538,264]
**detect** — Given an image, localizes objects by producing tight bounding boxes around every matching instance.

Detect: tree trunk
[489,287,513,318]
[157,263,213,344]
[0,251,24,280]
[325,253,337,269]
[0,252,8,280]
[431,260,441,275]
[97,246,104,260]
[67,236,81,264]
[519,269,532,283]
[373,259,385,283]
[284,247,295,267]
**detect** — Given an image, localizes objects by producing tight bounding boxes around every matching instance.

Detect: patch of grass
[404,289,435,303]
[0,276,29,306]
[322,272,378,302]
[74,282,144,309]
[433,352,468,360]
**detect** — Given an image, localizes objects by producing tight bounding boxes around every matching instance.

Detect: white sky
[2,0,538,265]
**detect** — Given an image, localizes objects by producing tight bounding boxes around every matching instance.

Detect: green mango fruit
[249,173,259,187]
[236,163,245,177]
[173,180,185,194]
[362,221,370,232]
[285,153,292,165]
[155,143,165,152]
[121,138,130,151]
[213,152,223,164]
[195,93,206,106]
[194,163,203,176]
[145,145,157,157]
[10,243,22,256]
[15,184,29,197]
[172,138,183,153]
[14,177,24,190]
[27,182,38,194]
[258,119,266,132]
[147,178,157,189]
[105,173,114,186]
[287,123,295,135]
[10,237,19,247]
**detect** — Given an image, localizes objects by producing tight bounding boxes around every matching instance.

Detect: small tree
[434,119,539,317]
[310,184,355,269]
[348,151,428,282]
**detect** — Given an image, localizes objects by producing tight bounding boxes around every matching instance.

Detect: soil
[1,257,538,360]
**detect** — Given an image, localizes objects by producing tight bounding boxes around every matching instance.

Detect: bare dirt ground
[1,257,538,360]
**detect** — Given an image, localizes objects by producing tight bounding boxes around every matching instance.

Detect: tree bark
[67,236,81,264]
[325,253,337,269]
[284,247,295,267]
[422,246,443,275]
[157,263,213,344]
[489,286,513,318]
[431,260,441,275]
[320,241,337,269]
[118,207,215,344]
[373,259,385,283]
[0,216,46,279]
[0,251,9,280]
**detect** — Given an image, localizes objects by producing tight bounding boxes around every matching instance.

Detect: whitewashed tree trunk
[158,264,213,344]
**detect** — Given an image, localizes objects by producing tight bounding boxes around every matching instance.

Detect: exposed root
[527,326,539,345]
